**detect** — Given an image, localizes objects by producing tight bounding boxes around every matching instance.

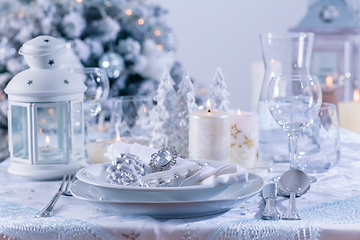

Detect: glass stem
[289,133,301,169]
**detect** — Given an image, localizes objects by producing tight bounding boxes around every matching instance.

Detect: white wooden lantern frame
[5,35,87,180]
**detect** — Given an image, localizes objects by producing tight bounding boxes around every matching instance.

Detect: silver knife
[261,183,280,220]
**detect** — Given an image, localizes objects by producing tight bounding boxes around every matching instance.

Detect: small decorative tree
[150,69,177,148]
[170,70,198,157]
[208,67,230,112]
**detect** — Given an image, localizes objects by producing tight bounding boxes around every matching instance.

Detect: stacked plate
[71,159,264,218]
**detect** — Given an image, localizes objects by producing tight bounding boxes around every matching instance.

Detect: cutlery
[277,169,310,220]
[35,174,75,218]
[261,183,280,220]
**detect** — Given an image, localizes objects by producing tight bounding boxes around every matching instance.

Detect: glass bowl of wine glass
[267,75,322,180]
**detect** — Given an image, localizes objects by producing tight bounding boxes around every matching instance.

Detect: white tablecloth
[1,128,360,240]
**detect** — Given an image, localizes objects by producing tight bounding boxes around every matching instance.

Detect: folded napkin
[104,141,248,187]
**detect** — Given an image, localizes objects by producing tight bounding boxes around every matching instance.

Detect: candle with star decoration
[229,109,259,169]
[189,100,230,161]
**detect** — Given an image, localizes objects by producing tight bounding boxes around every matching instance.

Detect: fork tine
[64,174,75,193]
[58,175,67,191]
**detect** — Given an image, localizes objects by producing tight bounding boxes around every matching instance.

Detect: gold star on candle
[230,124,242,139]
[243,135,254,149]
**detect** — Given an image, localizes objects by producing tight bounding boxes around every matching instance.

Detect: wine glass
[71,68,110,140]
[267,75,322,179]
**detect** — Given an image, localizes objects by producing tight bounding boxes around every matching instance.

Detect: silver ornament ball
[98,51,125,79]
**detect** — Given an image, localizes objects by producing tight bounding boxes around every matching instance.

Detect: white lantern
[4,35,87,180]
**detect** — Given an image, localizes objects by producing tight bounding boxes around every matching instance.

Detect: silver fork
[35,174,75,218]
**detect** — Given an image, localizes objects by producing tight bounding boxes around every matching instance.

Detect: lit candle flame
[116,132,121,141]
[237,109,241,115]
[45,135,50,146]
[270,58,275,63]
[354,89,360,102]
[39,128,43,134]
[143,106,147,113]
[206,99,211,109]
[326,75,333,88]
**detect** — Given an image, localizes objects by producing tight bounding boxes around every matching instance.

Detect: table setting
[1,128,360,240]
[1,29,360,240]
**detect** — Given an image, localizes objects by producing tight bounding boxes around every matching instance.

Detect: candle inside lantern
[189,99,230,161]
[229,109,259,169]
[321,75,338,106]
[338,89,360,132]
[38,135,63,161]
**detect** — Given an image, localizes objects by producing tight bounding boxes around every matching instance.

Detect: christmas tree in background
[170,70,198,157]
[150,69,177,149]
[208,67,230,112]
[0,0,184,130]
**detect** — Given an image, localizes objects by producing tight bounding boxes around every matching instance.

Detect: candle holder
[4,35,87,180]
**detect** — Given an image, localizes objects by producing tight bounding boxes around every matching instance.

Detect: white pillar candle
[338,89,360,132]
[86,139,115,164]
[189,101,230,161]
[229,109,259,169]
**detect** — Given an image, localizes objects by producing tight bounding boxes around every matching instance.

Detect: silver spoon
[278,169,310,220]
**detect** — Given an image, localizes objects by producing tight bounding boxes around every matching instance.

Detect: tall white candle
[229,109,259,169]
[189,100,230,161]
[338,89,360,132]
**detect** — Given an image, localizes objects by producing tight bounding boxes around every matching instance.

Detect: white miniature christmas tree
[208,67,230,112]
[170,70,198,157]
[150,69,177,148]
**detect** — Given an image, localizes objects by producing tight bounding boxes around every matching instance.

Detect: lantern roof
[19,35,66,57]
[5,68,86,102]
[291,0,360,33]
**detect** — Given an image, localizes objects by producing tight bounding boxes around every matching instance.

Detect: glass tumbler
[111,95,154,144]
[298,102,341,173]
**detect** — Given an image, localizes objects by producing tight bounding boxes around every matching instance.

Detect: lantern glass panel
[11,105,29,160]
[72,101,84,161]
[36,105,67,163]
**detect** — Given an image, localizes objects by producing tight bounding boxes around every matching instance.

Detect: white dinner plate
[70,172,263,218]
[76,160,237,201]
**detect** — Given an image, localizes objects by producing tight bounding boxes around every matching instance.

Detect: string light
[48,108,54,114]
[76,0,82,2]
[156,44,163,50]
[154,30,161,36]
[125,9,132,15]
[18,11,25,18]
[138,18,144,25]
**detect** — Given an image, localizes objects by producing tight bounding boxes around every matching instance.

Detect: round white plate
[70,173,263,218]
[76,160,236,201]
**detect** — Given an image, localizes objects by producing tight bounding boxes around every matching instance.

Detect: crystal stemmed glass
[267,75,322,178]
[71,68,110,140]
